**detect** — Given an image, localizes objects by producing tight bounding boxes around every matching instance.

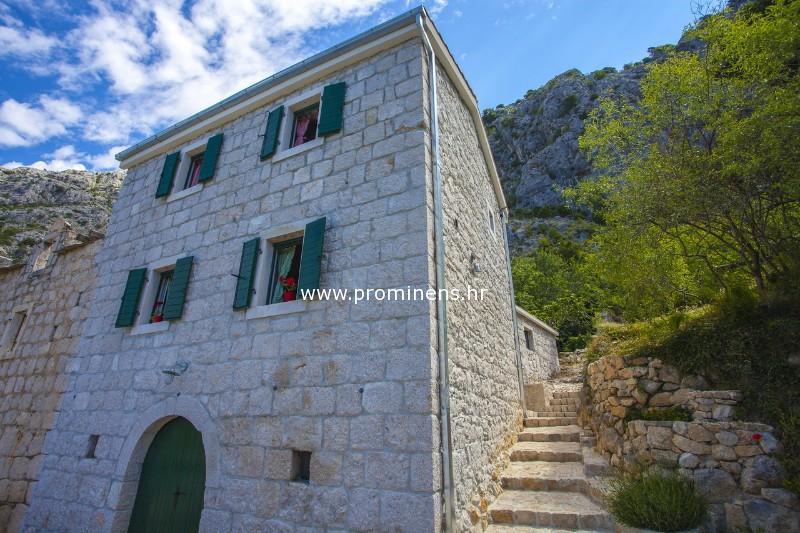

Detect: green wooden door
[128,417,206,533]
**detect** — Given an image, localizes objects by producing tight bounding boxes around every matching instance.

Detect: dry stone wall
[584,355,800,531]
[435,59,522,531]
[0,231,101,532]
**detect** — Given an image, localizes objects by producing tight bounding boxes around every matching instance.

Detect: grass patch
[588,298,800,493]
[625,406,692,423]
[605,468,707,532]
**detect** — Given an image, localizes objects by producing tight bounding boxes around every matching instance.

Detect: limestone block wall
[0,238,101,532]
[515,308,559,383]
[24,39,443,533]
[434,59,521,530]
[584,355,800,531]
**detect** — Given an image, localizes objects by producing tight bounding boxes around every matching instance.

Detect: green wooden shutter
[260,107,284,160]
[198,133,223,183]
[156,152,180,198]
[162,256,194,320]
[115,268,147,327]
[317,82,346,136]
[233,238,260,309]
[298,217,326,293]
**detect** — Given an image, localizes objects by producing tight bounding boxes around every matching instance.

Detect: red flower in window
[279,276,297,291]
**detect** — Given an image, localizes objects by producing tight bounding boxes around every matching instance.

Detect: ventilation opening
[291,450,311,483]
[86,435,99,458]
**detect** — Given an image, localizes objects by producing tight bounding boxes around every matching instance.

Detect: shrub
[605,468,707,531]
[625,406,692,423]
[558,94,578,117]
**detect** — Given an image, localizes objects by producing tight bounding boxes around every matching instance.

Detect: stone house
[516,305,559,384]
[0,221,102,532]
[17,8,558,532]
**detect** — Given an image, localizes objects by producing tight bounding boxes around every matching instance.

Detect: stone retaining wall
[584,355,800,531]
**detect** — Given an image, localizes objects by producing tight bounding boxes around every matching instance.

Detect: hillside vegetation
[501,0,800,491]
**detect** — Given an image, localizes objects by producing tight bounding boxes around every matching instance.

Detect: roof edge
[515,305,559,337]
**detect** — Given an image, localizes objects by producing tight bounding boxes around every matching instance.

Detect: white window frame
[271,89,324,163]
[487,199,497,240]
[1,303,32,353]
[244,218,318,320]
[130,254,182,336]
[167,137,208,203]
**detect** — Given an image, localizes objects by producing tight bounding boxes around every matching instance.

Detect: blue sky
[0,0,696,171]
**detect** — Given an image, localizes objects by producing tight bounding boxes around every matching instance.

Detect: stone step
[582,446,611,477]
[489,490,613,530]
[518,425,582,442]
[550,397,580,406]
[486,525,603,533]
[552,391,581,399]
[525,417,578,427]
[510,442,583,462]
[532,411,578,418]
[539,404,578,412]
[502,461,587,492]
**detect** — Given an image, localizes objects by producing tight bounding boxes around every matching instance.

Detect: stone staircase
[487,383,615,531]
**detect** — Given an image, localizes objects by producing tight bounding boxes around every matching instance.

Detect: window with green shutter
[198,133,223,182]
[156,152,180,198]
[317,82,346,137]
[115,268,147,327]
[260,107,284,160]
[162,256,194,320]
[298,217,326,292]
[234,239,260,309]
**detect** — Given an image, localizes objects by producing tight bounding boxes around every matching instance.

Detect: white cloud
[0,97,83,147]
[4,0,395,155]
[0,23,56,57]
[1,144,125,171]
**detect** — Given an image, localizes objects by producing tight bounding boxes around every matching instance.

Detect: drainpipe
[501,209,528,414]
[417,11,456,532]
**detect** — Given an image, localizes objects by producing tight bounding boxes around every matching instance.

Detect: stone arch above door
[108,396,220,533]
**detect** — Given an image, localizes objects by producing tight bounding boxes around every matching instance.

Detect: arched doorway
[128,417,206,533]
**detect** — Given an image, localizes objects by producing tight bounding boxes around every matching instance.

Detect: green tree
[579,0,800,301]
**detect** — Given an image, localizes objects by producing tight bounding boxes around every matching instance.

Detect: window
[149,269,174,323]
[290,103,319,148]
[267,238,303,304]
[291,450,311,483]
[183,153,204,190]
[524,328,534,350]
[1,310,28,351]
[115,256,194,332]
[488,206,496,235]
[233,217,326,315]
[86,435,100,459]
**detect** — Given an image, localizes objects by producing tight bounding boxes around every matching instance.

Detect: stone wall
[585,355,800,531]
[0,228,101,532]
[435,59,522,531]
[24,39,444,532]
[515,307,559,383]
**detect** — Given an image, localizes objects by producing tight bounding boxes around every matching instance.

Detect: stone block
[694,469,738,503]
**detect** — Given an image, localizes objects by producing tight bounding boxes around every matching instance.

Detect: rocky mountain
[484,33,705,254]
[0,167,124,266]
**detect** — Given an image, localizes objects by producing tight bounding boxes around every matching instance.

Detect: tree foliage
[579,0,800,307]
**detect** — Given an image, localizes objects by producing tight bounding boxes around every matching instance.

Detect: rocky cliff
[0,168,123,266]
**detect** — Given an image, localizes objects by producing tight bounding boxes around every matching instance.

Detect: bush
[558,94,578,117]
[605,469,707,531]
[625,406,692,423]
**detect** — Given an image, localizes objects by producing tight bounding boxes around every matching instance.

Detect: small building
[0,221,102,532]
[16,7,547,532]
[516,305,560,383]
